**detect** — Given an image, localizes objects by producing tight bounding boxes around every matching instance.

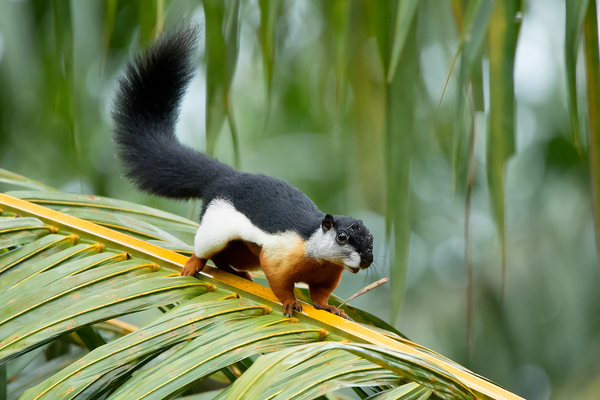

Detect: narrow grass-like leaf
[53,0,82,193]
[457,0,493,91]
[6,191,198,231]
[452,0,493,189]
[440,0,491,106]
[138,0,159,45]
[146,239,194,255]
[487,0,518,297]
[0,169,56,192]
[584,0,600,273]
[451,0,466,32]
[0,273,210,363]
[0,261,163,335]
[253,351,397,400]
[364,382,431,400]
[465,103,476,356]
[100,0,118,74]
[566,0,589,153]
[471,50,485,112]
[258,0,281,134]
[223,342,475,400]
[386,0,420,83]
[0,217,47,233]
[0,242,104,290]
[0,234,78,275]
[21,295,269,400]
[109,316,326,399]
[203,0,227,156]
[1,252,126,297]
[0,217,55,249]
[386,5,419,326]
[203,0,241,167]
[62,208,189,245]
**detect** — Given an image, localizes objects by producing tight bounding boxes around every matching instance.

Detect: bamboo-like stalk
[584,0,600,278]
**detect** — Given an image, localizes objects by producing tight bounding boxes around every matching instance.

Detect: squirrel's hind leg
[309,278,348,319]
[211,251,253,281]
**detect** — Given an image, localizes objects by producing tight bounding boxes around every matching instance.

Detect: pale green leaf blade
[6,190,198,231]
[108,317,325,399]
[0,260,156,336]
[0,217,53,249]
[0,169,56,192]
[363,382,432,400]
[453,0,493,188]
[258,0,281,101]
[60,208,189,245]
[100,0,118,74]
[223,342,475,400]
[0,273,208,363]
[0,252,126,300]
[0,242,104,290]
[21,296,270,400]
[0,234,78,275]
[565,0,589,153]
[487,0,518,296]
[386,9,418,326]
[584,0,600,273]
[203,0,242,167]
[457,0,493,88]
[386,0,420,83]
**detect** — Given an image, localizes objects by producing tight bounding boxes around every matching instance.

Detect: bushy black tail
[112,26,236,200]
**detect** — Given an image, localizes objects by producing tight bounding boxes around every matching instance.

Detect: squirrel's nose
[360,253,373,269]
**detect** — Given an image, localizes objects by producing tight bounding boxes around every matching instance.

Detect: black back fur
[112,27,328,239]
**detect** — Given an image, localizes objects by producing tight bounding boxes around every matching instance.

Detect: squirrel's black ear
[322,214,334,232]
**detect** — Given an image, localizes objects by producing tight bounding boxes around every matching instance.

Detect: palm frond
[0,190,522,399]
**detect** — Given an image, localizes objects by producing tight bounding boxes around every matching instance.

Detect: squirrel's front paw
[181,265,197,276]
[282,300,302,318]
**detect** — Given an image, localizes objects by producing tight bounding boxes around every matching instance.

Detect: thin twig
[339,277,390,308]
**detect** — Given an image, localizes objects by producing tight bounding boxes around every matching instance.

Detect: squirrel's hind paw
[282,300,302,318]
[314,303,348,320]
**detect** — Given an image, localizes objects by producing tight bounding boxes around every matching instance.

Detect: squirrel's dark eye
[337,231,348,243]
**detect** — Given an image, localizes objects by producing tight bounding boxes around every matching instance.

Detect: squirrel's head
[306,214,374,273]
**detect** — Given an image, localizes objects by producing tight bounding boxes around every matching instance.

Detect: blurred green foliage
[1,0,600,399]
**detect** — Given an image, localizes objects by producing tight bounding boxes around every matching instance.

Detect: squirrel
[111,27,374,319]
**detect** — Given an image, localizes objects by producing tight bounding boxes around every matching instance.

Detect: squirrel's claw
[282,300,302,318]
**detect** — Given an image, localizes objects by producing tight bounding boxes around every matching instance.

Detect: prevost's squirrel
[112,27,374,319]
